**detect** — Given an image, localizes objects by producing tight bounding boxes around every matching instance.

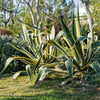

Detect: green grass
[0,74,100,100]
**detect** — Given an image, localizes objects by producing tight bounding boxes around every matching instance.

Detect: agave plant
[0,24,42,79]
[34,8,100,86]
[0,19,63,80]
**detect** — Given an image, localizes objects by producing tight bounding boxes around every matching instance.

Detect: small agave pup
[34,8,100,86]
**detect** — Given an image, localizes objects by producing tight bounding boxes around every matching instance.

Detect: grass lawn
[0,74,100,100]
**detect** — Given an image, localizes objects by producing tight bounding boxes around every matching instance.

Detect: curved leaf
[50,25,55,39]
[34,66,46,86]
[1,57,14,73]
[4,43,36,60]
[76,5,81,39]
[39,68,68,81]
[65,59,73,79]
[89,61,100,73]
[22,24,28,42]
[55,31,63,40]
[72,8,77,40]
[26,65,31,80]
[60,16,75,47]
[34,62,64,86]
[76,36,91,42]
[39,69,52,81]
[91,41,100,49]
[48,40,69,59]
[73,59,81,70]
[13,56,37,65]
[75,40,84,66]
[13,71,26,79]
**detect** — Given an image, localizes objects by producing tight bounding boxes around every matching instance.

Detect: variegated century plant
[0,20,63,79]
[34,8,100,86]
[0,23,42,79]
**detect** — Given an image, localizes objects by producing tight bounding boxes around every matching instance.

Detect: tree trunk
[29,6,36,26]
[24,0,44,29]
[10,0,14,24]
[36,0,44,31]
[36,0,40,20]
[23,0,36,26]
[79,0,94,42]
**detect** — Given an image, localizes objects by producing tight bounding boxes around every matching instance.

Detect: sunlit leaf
[13,71,26,79]
[91,41,100,49]
[34,62,64,86]
[55,31,63,40]
[50,25,55,39]
[1,57,14,73]
[65,59,73,79]
[89,61,100,73]
[26,65,31,80]
[72,8,77,40]
[60,16,74,47]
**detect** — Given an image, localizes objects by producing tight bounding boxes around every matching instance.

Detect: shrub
[0,28,13,36]
[0,35,26,73]
[82,72,100,87]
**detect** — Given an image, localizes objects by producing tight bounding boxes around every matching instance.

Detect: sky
[74,0,86,16]
[13,0,86,16]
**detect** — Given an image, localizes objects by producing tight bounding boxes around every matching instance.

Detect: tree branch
[23,0,36,26]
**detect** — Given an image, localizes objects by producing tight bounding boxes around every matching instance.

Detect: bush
[0,28,13,36]
[0,35,26,73]
[82,72,100,87]
[92,50,100,63]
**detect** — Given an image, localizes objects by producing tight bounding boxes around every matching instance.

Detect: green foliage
[7,7,33,36]
[90,0,100,34]
[82,72,100,87]
[0,35,26,73]
[7,22,22,36]
[92,50,100,63]
[19,7,33,30]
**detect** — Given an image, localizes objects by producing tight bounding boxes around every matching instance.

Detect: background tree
[0,0,21,35]
[44,0,74,33]
[90,0,100,39]
[17,0,45,29]
[78,0,94,42]
[0,0,15,28]
[16,0,74,33]
[0,0,74,35]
